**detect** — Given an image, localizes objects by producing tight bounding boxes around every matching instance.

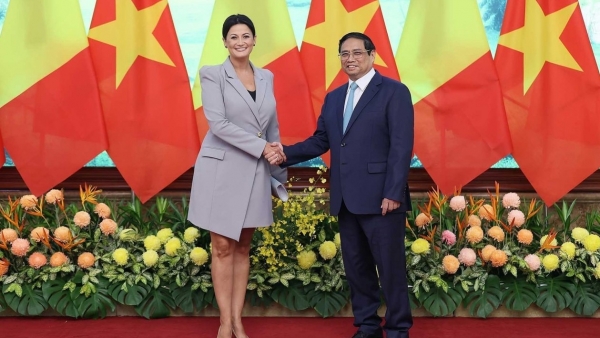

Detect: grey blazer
[188,57,287,240]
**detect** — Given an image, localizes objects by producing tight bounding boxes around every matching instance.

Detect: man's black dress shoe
[351,330,383,338]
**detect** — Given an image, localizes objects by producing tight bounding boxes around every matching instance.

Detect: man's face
[339,38,375,81]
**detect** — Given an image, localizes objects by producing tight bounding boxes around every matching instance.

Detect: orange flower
[77,252,95,269]
[478,204,494,221]
[19,195,38,210]
[94,203,111,219]
[44,189,63,204]
[73,211,91,228]
[30,227,50,243]
[415,213,432,228]
[1,228,18,243]
[80,183,102,206]
[468,214,481,227]
[28,252,47,269]
[442,255,460,274]
[0,258,9,277]
[490,250,508,267]
[54,226,72,243]
[481,244,496,262]
[517,229,533,245]
[488,226,505,242]
[11,238,30,257]
[50,252,68,267]
[99,219,117,236]
[466,226,484,244]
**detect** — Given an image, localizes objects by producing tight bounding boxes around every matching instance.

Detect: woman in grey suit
[188,14,286,338]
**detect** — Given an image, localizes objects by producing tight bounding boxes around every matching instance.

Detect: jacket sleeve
[264,70,288,184]
[200,65,266,158]
[383,83,414,202]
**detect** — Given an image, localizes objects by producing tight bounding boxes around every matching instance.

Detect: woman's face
[223,24,255,59]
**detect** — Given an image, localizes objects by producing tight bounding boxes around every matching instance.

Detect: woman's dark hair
[222,14,256,39]
[338,32,376,53]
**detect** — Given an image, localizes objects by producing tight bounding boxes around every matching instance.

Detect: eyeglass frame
[338,49,372,61]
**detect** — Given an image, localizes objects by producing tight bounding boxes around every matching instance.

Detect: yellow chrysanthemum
[487,226,505,242]
[442,255,460,274]
[540,235,558,247]
[560,242,576,260]
[333,233,341,248]
[478,204,494,221]
[481,245,496,262]
[119,229,137,242]
[297,251,317,270]
[142,250,159,267]
[468,214,481,227]
[319,241,337,260]
[144,235,162,251]
[466,226,484,244]
[183,227,200,244]
[411,239,430,254]
[190,247,209,266]
[165,238,182,256]
[112,248,129,266]
[156,228,173,244]
[542,254,560,272]
[571,228,589,244]
[595,265,600,279]
[583,234,600,252]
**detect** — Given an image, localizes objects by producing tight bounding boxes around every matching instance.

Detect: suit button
[341,143,346,147]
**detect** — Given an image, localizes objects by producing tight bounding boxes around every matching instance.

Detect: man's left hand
[381,198,400,216]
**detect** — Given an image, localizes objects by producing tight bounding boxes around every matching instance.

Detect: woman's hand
[263,142,286,165]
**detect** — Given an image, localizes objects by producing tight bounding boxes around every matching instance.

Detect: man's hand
[381,198,400,216]
[263,142,286,165]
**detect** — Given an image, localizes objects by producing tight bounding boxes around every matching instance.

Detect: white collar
[349,68,376,91]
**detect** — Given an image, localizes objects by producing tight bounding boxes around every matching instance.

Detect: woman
[188,14,287,338]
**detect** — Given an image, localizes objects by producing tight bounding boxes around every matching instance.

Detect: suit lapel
[254,67,267,129]
[336,83,349,137]
[343,73,382,138]
[223,58,261,126]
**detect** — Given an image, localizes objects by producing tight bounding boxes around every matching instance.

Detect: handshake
[263,142,286,165]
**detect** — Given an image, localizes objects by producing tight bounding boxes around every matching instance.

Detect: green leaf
[270,281,310,311]
[72,278,115,319]
[307,289,349,317]
[462,275,503,318]
[3,283,48,316]
[569,283,600,316]
[418,282,464,317]
[246,289,274,307]
[192,287,214,311]
[170,282,194,314]
[536,276,576,313]
[109,282,149,306]
[42,279,79,318]
[501,276,539,312]
[134,286,176,319]
[408,290,420,310]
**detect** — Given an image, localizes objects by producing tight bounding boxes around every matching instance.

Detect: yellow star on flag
[88,0,174,87]
[498,0,582,94]
[303,0,385,89]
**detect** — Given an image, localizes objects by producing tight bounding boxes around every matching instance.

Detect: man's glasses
[338,50,371,61]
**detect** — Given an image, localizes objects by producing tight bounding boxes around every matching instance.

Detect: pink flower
[94,203,111,219]
[449,196,466,212]
[73,211,91,228]
[458,248,477,266]
[508,210,525,228]
[99,219,118,236]
[524,254,541,271]
[442,230,456,246]
[28,252,47,269]
[11,238,30,257]
[502,192,520,208]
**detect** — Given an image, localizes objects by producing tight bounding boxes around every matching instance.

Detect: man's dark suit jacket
[283,71,414,216]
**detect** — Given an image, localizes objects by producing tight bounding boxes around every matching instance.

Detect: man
[270,32,413,338]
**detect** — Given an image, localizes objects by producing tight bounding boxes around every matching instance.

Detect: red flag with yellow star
[192,0,315,145]
[88,0,199,202]
[0,0,107,194]
[495,0,600,206]
[396,0,512,194]
[301,0,399,166]
[0,134,5,169]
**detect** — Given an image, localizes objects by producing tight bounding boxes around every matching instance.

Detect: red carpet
[1,316,599,338]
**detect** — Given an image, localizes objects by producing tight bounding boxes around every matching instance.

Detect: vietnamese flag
[300,0,398,165]
[192,0,315,146]
[396,0,512,194]
[0,134,5,168]
[88,0,199,203]
[0,0,107,194]
[495,0,600,206]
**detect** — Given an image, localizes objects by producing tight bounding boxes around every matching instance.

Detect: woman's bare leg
[231,228,255,338]
[211,232,236,338]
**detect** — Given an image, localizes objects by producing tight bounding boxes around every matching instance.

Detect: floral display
[1,178,600,320]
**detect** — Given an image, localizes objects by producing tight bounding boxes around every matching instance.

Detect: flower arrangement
[1,179,600,319]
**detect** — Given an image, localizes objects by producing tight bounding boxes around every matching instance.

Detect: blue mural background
[1,0,600,168]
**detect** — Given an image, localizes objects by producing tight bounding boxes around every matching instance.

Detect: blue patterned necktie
[343,82,358,133]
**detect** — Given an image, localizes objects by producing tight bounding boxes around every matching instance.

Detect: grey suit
[188,57,286,241]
